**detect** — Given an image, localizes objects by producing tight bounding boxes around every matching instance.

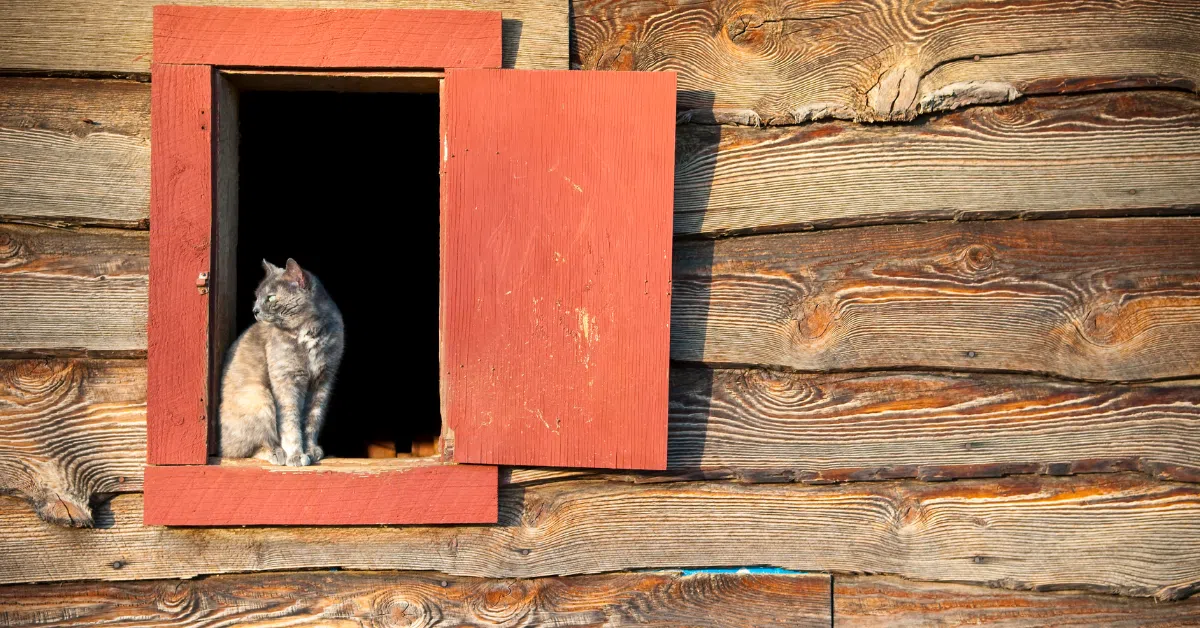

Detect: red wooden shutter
[441,69,676,470]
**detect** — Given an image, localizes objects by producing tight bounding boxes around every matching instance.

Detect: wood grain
[0,77,149,228]
[669,368,1200,483]
[673,217,1200,382]
[0,570,830,627]
[154,7,501,69]
[7,83,1197,235]
[835,575,1200,627]
[6,361,1200,524]
[0,360,144,528]
[674,91,1200,236]
[0,0,566,73]
[0,224,146,355]
[144,462,498,525]
[1,474,1197,599]
[442,69,676,470]
[574,0,1200,124]
[147,63,211,466]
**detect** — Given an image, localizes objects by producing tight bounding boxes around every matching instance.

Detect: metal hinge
[196,272,210,294]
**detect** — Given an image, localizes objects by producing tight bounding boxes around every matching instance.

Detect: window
[145,6,676,525]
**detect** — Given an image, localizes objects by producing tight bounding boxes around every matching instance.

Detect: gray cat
[218,258,344,466]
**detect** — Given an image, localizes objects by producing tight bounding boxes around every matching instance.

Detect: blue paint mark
[679,567,807,576]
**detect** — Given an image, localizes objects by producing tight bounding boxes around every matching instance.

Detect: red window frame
[147,6,501,525]
[146,6,675,526]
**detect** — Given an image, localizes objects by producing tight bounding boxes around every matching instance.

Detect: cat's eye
[267,295,277,302]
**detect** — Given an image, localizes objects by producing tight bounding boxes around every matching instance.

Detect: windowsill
[208,456,446,471]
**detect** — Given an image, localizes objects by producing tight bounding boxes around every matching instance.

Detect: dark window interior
[237,90,441,458]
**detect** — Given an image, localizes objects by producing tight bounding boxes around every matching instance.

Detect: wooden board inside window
[441,69,676,470]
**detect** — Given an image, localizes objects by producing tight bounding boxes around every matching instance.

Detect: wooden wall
[1,0,1198,625]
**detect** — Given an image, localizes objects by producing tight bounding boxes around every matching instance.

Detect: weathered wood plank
[0,0,566,73]
[6,360,1200,526]
[575,0,1200,124]
[835,575,1200,627]
[0,77,149,228]
[1,474,1197,599]
[0,224,146,355]
[675,91,1200,236]
[0,360,144,528]
[669,369,1200,483]
[0,570,830,627]
[7,82,1198,234]
[673,217,1200,381]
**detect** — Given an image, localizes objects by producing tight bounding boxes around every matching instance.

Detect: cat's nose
[252,306,261,316]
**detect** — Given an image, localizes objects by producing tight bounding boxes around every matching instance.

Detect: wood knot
[960,244,995,272]
[1079,295,1133,347]
[793,298,834,340]
[3,360,83,404]
[150,579,195,612]
[897,502,924,528]
[727,14,764,43]
[744,369,822,406]
[474,580,535,625]
[372,590,433,628]
[0,228,26,265]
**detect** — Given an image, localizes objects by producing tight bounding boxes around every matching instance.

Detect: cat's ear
[261,259,281,275]
[283,258,308,290]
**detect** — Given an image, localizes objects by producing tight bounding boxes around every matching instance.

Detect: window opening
[235,87,441,458]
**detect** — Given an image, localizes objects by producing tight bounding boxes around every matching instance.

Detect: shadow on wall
[667,90,719,474]
[502,19,522,69]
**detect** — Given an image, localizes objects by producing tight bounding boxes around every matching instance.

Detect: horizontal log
[6,80,1197,234]
[575,0,1200,123]
[0,224,146,354]
[673,217,1200,381]
[0,0,566,73]
[1,474,1197,598]
[0,360,144,527]
[669,369,1200,483]
[835,575,1200,627]
[0,570,831,627]
[0,78,150,228]
[675,91,1200,236]
[5,358,1200,526]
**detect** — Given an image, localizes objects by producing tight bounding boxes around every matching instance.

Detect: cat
[218,258,344,466]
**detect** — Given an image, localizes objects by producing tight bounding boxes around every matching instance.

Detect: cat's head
[253,258,318,327]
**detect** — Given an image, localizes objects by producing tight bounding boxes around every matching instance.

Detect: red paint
[144,464,498,525]
[148,63,212,465]
[153,7,502,69]
[441,69,676,470]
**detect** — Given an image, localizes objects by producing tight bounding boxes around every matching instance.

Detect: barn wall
[1,0,1199,625]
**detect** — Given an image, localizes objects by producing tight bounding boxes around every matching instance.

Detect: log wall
[1,0,1198,624]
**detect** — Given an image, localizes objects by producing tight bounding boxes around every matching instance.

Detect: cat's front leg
[269,370,311,467]
[276,388,309,467]
[303,372,335,462]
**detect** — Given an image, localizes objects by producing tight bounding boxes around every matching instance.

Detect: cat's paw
[305,444,324,463]
[267,447,286,465]
[285,452,312,467]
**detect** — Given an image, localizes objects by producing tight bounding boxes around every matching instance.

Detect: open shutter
[441,69,676,470]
